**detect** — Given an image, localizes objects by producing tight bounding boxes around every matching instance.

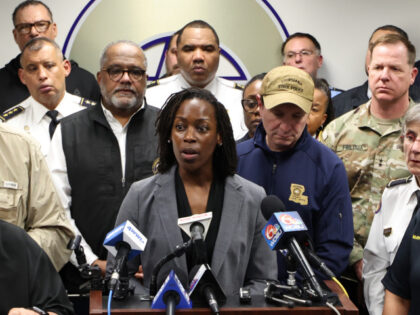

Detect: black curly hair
[155,87,237,177]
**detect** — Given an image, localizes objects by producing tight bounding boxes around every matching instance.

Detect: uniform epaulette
[147,80,159,88]
[1,106,25,121]
[79,98,96,107]
[387,176,412,188]
[234,83,244,90]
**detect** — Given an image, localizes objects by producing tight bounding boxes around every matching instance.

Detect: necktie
[46,110,59,139]
[412,190,420,218]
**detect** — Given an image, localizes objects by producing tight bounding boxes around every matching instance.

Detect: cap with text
[261,66,314,113]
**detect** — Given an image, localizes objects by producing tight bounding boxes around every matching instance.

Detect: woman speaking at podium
[107,87,277,295]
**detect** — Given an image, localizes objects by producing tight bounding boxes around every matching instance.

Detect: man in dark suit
[333,25,420,118]
[0,0,100,113]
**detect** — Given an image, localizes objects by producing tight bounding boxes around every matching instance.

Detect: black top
[0,54,101,113]
[59,101,159,293]
[382,208,420,314]
[0,220,74,315]
[175,168,225,270]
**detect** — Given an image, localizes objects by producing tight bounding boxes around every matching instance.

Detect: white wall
[1,0,419,90]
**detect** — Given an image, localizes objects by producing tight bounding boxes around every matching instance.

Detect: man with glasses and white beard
[47,41,159,293]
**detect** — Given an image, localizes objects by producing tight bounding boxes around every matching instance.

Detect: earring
[218,143,223,147]
[167,139,171,144]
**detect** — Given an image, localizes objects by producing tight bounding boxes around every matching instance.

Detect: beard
[100,84,142,110]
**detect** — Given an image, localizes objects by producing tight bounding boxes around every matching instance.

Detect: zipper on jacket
[272,163,277,175]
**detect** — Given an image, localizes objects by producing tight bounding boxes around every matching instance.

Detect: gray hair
[402,105,420,135]
[99,40,147,69]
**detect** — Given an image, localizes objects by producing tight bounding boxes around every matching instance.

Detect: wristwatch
[31,306,48,315]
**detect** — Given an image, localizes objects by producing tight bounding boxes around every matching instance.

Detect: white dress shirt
[363,176,419,315]
[146,73,247,139]
[2,92,86,156]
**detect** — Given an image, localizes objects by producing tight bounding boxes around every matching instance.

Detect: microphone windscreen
[158,266,188,290]
[261,195,286,220]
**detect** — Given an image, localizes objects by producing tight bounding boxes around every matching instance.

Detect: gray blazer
[107,166,277,296]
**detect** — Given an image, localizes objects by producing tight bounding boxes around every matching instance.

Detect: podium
[90,280,358,314]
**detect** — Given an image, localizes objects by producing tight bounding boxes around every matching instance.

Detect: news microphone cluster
[260,195,327,302]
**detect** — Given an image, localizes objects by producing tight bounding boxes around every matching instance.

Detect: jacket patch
[383,227,392,237]
[289,183,308,206]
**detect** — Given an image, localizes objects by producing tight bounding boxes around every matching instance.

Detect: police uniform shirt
[146,73,247,139]
[382,199,420,314]
[363,176,418,315]
[2,92,87,156]
[0,123,74,270]
[47,102,143,266]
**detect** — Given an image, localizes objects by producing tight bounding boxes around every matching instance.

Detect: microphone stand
[67,237,103,292]
[149,240,191,297]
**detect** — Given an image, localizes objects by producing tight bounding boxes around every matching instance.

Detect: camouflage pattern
[320,100,414,265]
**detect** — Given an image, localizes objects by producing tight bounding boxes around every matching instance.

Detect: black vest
[61,101,159,259]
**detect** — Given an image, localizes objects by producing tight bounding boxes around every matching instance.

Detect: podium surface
[90,280,358,314]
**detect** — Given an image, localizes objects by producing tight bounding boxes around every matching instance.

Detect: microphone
[148,213,213,297]
[189,264,226,314]
[303,247,336,279]
[260,195,325,301]
[178,212,212,242]
[104,220,147,291]
[178,212,212,265]
[151,269,192,314]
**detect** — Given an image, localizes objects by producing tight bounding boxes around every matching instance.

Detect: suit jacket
[107,166,277,296]
[332,81,369,118]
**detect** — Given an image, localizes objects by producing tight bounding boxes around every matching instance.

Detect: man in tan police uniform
[0,123,73,270]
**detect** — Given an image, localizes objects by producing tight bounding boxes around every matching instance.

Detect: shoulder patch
[1,106,25,121]
[79,98,97,107]
[147,80,159,88]
[234,83,244,90]
[387,176,412,188]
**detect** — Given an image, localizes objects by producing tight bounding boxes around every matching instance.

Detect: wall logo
[63,0,288,84]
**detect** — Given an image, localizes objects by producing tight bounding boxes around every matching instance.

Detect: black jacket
[60,101,159,259]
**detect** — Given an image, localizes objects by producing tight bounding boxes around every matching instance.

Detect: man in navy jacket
[237,66,353,280]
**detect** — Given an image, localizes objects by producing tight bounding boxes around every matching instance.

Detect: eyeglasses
[102,67,146,82]
[241,99,259,113]
[284,50,315,60]
[15,20,52,35]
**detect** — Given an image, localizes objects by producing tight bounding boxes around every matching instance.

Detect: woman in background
[307,78,335,138]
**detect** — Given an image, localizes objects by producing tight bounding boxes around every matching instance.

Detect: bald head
[97,41,148,120]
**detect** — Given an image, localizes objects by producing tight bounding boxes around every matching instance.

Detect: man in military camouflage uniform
[321,33,418,281]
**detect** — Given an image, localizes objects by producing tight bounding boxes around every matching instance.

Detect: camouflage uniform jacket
[320,100,413,265]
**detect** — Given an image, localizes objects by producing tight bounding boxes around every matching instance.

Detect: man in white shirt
[47,40,159,293]
[1,37,90,156]
[146,20,246,139]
